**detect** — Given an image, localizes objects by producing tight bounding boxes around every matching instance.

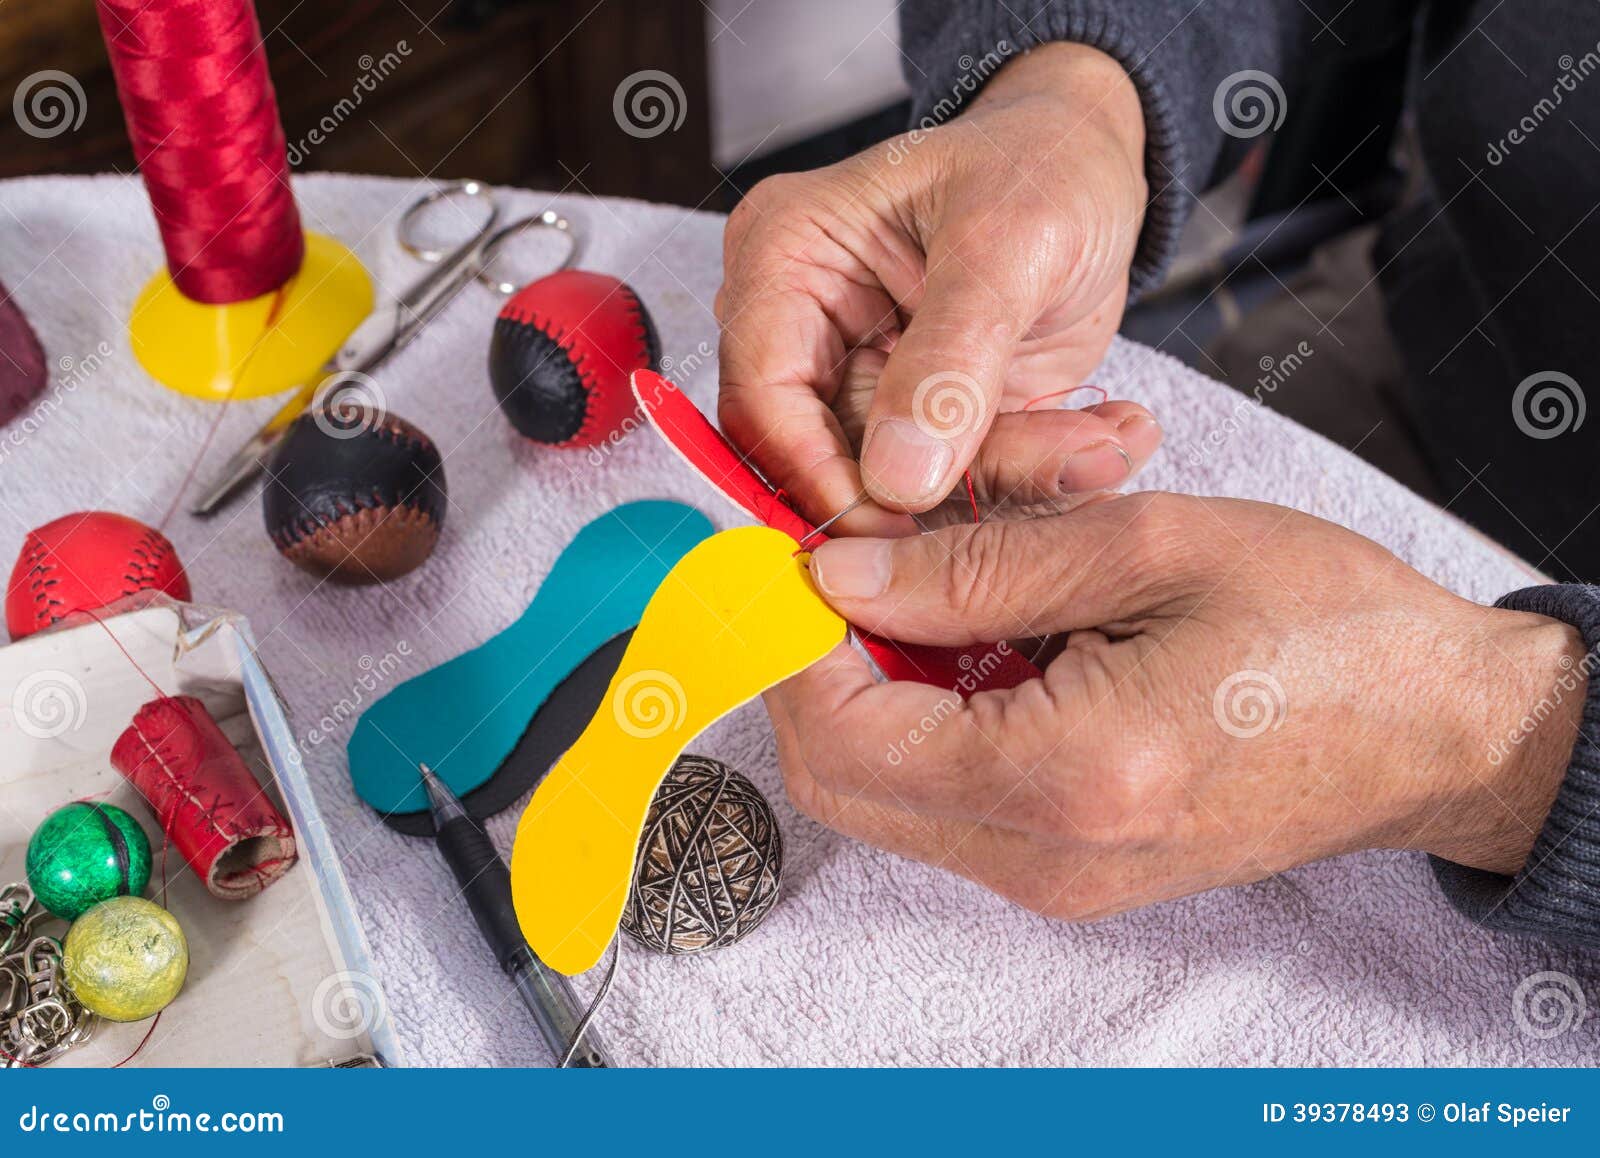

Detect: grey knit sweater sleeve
[1430,586,1600,947]
[896,0,1324,295]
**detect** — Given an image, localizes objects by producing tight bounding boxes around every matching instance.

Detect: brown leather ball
[263,408,446,584]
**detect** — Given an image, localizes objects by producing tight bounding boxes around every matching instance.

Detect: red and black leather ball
[488,270,660,448]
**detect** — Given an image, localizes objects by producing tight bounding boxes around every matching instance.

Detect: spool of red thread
[95,0,371,401]
[96,0,303,305]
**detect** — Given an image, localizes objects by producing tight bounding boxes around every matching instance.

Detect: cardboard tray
[0,602,400,1067]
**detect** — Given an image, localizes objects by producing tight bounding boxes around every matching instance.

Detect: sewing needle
[796,493,868,550]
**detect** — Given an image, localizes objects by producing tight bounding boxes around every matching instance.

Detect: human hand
[717,43,1159,536]
[767,494,1586,918]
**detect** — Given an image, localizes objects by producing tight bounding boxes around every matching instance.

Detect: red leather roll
[111,695,296,900]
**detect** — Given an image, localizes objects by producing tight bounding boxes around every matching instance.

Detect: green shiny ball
[63,896,188,1022]
[26,802,153,920]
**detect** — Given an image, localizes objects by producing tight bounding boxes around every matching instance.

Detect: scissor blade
[188,380,320,516]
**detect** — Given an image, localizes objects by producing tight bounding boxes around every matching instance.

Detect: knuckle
[1057,739,1168,847]
[730,173,808,238]
[939,523,1017,620]
[1100,492,1214,596]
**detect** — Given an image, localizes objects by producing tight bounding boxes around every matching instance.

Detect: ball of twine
[620,754,782,955]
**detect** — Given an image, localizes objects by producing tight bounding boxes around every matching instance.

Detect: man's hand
[768,494,1586,918]
[717,44,1158,536]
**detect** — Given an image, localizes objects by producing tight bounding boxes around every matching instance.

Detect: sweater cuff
[1430,584,1600,946]
[901,4,1188,299]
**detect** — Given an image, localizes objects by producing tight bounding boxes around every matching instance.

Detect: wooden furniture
[1,0,718,207]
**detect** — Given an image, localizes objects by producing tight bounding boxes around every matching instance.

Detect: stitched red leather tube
[111,695,297,901]
[95,0,304,304]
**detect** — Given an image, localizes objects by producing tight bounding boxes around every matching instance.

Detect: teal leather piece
[347,500,714,814]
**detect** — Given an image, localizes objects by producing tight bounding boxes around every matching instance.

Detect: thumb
[859,219,1041,512]
[806,493,1209,644]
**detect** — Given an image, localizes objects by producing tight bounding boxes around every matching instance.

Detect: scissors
[191,179,580,516]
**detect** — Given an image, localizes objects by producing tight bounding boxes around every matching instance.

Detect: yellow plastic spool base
[128,231,373,401]
[511,525,847,976]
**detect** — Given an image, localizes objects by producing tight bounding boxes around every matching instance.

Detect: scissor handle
[397,179,499,263]
[477,210,580,296]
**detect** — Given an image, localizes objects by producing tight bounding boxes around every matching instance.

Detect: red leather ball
[488,270,660,448]
[5,512,191,640]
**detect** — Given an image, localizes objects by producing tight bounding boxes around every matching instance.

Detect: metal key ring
[476,210,580,296]
[397,179,499,264]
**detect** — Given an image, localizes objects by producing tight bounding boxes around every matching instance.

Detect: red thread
[159,282,291,528]
[96,0,304,304]
[1022,383,1110,411]
[962,471,980,524]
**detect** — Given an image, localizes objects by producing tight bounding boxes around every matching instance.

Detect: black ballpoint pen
[417,762,612,1067]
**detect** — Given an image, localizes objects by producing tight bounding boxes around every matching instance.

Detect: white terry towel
[0,172,1591,1066]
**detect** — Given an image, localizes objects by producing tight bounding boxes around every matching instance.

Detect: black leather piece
[488,315,589,444]
[383,629,634,835]
[263,411,447,546]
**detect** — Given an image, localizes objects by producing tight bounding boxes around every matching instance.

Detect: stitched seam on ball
[521,308,607,444]
[571,287,654,448]
[559,288,653,448]
[274,496,437,551]
[21,533,65,624]
[270,420,440,550]
[123,529,172,596]
[369,417,435,457]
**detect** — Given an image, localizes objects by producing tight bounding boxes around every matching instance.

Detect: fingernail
[811,538,892,600]
[1059,441,1133,493]
[1116,413,1161,437]
[861,419,954,504]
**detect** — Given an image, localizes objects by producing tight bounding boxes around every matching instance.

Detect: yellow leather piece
[510,525,845,975]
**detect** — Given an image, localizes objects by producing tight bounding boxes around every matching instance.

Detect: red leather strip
[631,371,1041,695]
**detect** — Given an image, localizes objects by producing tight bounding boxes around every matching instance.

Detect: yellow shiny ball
[64,896,188,1022]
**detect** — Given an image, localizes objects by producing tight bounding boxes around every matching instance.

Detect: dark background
[2,0,723,207]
